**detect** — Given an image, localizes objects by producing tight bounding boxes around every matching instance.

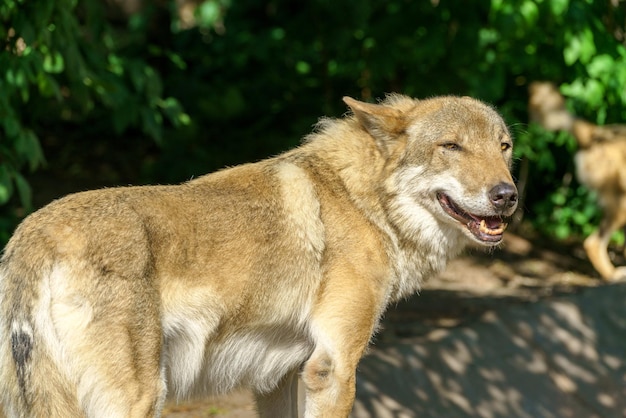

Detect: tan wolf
[0,93,517,418]
[529,81,626,281]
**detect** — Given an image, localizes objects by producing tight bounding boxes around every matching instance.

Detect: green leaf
[107,54,124,75]
[3,116,20,137]
[587,54,613,76]
[158,97,190,127]
[549,0,569,16]
[143,66,162,100]
[554,224,571,240]
[141,108,163,143]
[6,68,26,87]
[583,79,605,108]
[520,0,538,26]
[579,28,596,64]
[15,130,45,171]
[13,172,32,210]
[296,61,311,74]
[564,28,596,66]
[572,211,589,226]
[561,79,585,98]
[166,51,187,70]
[490,0,504,13]
[0,165,14,205]
[36,71,61,98]
[551,191,567,206]
[42,51,64,73]
[195,1,222,28]
[271,28,286,41]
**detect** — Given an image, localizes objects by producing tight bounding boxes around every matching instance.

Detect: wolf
[0,93,517,417]
[529,81,626,281]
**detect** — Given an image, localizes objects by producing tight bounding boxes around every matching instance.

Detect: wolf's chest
[163,317,313,399]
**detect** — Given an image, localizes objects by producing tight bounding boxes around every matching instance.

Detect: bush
[0,0,202,242]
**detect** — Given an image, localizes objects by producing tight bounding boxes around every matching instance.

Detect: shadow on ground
[355,283,626,418]
[353,234,626,418]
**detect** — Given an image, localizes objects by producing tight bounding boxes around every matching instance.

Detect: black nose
[489,182,518,211]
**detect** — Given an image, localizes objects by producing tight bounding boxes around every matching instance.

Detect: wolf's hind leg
[584,207,626,281]
[30,268,167,417]
[255,369,302,418]
[584,230,614,280]
[73,301,166,416]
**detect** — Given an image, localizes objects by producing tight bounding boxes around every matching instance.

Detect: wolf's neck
[385,204,466,302]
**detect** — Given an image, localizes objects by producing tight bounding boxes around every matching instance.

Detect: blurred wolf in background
[0,93,517,418]
[529,81,626,281]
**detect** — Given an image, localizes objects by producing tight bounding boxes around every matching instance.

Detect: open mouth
[437,192,507,243]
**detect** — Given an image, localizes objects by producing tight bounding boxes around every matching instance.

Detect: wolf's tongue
[469,214,502,229]
[483,216,503,229]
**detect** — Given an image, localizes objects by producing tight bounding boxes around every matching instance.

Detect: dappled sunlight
[353,282,626,417]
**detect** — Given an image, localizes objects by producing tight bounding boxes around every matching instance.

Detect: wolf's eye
[501,142,512,152]
[441,142,461,151]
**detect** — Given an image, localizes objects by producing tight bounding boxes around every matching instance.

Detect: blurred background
[1,0,626,247]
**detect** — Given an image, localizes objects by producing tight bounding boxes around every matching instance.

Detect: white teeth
[478,219,507,235]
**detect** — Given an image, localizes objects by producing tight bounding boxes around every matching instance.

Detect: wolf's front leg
[301,270,383,417]
[301,345,359,418]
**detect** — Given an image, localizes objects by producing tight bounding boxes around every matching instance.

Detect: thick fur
[0,94,517,417]
[529,81,626,281]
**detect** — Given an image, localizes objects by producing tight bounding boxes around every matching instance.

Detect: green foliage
[0,0,193,240]
[514,123,599,240]
[484,0,626,240]
[1,0,626,246]
[535,184,599,240]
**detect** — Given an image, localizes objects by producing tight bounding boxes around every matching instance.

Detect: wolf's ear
[343,96,405,141]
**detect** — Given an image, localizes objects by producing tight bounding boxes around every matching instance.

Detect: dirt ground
[163,391,257,418]
[160,231,617,417]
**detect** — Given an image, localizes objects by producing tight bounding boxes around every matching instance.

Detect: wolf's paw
[609,267,626,282]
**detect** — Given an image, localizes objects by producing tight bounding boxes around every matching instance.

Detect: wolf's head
[528,81,574,132]
[344,94,518,247]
